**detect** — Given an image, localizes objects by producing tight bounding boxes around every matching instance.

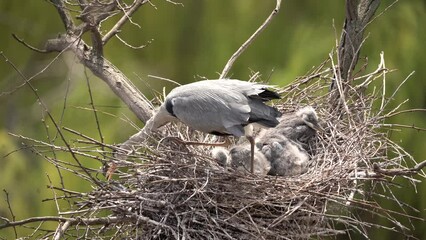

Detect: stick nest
[21,57,422,239]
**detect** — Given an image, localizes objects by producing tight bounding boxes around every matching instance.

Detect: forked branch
[14,0,154,122]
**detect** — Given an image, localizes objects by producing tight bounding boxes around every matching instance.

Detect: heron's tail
[248,99,282,128]
[258,88,281,101]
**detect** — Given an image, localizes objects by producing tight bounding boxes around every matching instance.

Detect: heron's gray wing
[169,86,251,136]
[200,79,279,100]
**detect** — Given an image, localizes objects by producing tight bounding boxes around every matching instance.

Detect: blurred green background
[0,0,425,239]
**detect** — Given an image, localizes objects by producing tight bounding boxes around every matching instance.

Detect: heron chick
[230,145,271,175]
[259,134,310,176]
[211,146,271,175]
[258,106,321,152]
[147,79,282,173]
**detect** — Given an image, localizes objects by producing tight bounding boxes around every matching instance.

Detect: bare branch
[336,0,380,86]
[102,0,149,44]
[11,34,48,53]
[373,160,426,176]
[53,220,71,240]
[3,190,17,238]
[115,34,153,49]
[45,35,154,122]
[219,0,282,79]
[50,0,76,32]
[0,216,128,230]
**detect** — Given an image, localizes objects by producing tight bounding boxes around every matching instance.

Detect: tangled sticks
[3,61,423,239]
[213,106,320,176]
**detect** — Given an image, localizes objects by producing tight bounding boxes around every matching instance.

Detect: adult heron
[147,79,282,173]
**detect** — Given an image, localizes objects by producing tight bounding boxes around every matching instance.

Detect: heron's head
[296,106,322,132]
[150,98,178,130]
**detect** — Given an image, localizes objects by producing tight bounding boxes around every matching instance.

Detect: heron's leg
[247,136,255,174]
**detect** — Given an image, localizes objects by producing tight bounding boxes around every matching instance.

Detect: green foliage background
[0,0,425,238]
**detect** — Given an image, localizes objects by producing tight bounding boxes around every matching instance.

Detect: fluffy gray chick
[211,146,271,175]
[229,145,271,175]
[258,106,320,151]
[259,134,309,176]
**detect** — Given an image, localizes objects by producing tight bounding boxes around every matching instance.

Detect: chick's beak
[303,119,325,133]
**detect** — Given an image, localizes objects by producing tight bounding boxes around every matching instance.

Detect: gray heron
[147,79,282,173]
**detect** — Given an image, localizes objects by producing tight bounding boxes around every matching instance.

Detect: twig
[83,68,105,153]
[373,160,426,176]
[3,190,17,238]
[0,216,136,229]
[11,34,48,53]
[219,0,282,79]
[53,220,71,240]
[379,124,426,132]
[383,108,426,118]
[147,75,181,86]
[115,34,153,49]
[102,0,148,44]
[0,52,103,188]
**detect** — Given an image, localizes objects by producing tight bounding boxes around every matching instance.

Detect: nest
[13,56,421,239]
[66,57,418,239]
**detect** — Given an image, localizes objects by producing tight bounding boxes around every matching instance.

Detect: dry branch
[44,35,154,122]
[219,0,282,79]
[337,0,380,83]
[14,0,155,122]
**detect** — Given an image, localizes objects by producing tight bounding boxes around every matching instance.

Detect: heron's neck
[150,110,175,130]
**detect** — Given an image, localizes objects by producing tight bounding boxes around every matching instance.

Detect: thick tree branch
[42,1,155,122]
[45,35,154,122]
[336,0,380,86]
[50,0,76,32]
